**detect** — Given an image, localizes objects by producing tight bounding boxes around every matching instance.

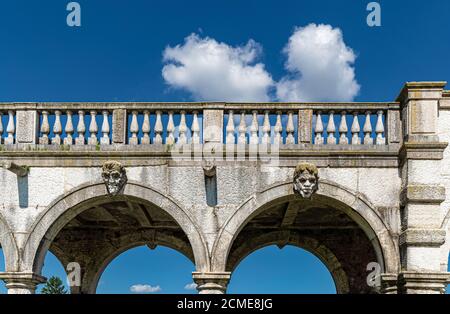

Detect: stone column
[0,272,46,294]
[192,272,231,294]
[397,81,449,294]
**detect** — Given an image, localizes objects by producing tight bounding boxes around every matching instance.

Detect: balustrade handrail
[0,102,400,111]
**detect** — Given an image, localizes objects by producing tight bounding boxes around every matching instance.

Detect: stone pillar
[397,81,449,294]
[16,110,38,144]
[112,109,127,144]
[192,272,231,294]
[0,272,46,294]
[298,109,313,145]
[203,109,224,144]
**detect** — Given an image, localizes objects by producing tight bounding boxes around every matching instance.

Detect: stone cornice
[396,81,447,103]
[399,141,448,161]
[399,229,446,246]
[0,144,401,168]
[400,184,446,205]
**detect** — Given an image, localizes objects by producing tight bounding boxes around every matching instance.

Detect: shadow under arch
[211,179,400,282]
[227,231,348,293]
[21,180,210,277]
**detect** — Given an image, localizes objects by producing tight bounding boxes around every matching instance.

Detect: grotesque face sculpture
[293,163,319,199]
[102,161,127,196]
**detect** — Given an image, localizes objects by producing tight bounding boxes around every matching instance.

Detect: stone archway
[20,180,210,292]
[226,231,349,293]
[211,179,400,293]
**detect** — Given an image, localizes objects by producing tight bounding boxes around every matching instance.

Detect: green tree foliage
[41,276,67,294]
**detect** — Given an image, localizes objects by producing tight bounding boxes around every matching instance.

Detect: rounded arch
[227,231,348,293]
[21,180,209,275]
[83,232,196,294]
[0,212,20,272]
[211,179,400,275]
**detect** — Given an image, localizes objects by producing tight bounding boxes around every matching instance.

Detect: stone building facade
[0,82,449,294]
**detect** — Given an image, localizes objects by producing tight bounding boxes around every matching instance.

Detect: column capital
[0,272,47,294]
[398,271,449,294]
[192,272,231,294]
[380,273,398,294]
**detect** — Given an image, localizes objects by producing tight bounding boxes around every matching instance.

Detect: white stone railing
[313,110,386,145]
[0,102,401,147]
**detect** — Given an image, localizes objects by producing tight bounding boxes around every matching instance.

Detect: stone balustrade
[0,102,401,147]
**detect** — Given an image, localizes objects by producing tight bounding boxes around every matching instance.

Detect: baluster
[88,111,98,145]
[64,110,74,145]
[0,112,3,144]
[100,110,110,145]
[226,110,235,144]
[141,110,151,144]
[338,111,348,145]
[5,110,15,145]
[315,111,324,145]
[51,110,62,145]
[249,110,259,145]
[178,111,187,144]
[363,111,373,145]
[128,110,139,145]
[4,111,15,145]
[262,111,271,144]
[238,111,247,145]
[154,110,163,144]
[326,111,336,145]
[286,111,295,144]
[191,111,200,144]
[39,111,50,144]
[75,110,86,145]
[166,111,175,145]
[274,111,282,145]
[375,110,385,145]
[351,112,361,145]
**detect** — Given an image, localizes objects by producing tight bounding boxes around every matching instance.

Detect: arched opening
[38,251,69,294]
[228,245,336,294]
[0,249,5,293]
[212,180,399,294]
[97,246,196,294]
[22,182,208,294]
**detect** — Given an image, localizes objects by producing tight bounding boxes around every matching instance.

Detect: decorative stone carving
[101,161,127,196]
[293,162,319,199]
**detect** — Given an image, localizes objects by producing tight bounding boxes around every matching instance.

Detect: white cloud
[184,282,197,290]
[162,33,274,102]
[130,284,161,293]
[276,23,360,102]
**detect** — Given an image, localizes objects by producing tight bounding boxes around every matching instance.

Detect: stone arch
[0,212,20,272]
[226,231,349,293]
[211,179,400,276]
[84,234,195,294]
[21,180,210,276]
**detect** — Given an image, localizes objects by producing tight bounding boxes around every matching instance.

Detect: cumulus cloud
[162,34,274,102]
[276,23,360,102]
[130,284,161,293]
[184,283,197,290]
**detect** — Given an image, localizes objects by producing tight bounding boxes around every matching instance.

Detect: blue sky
[0,0,450,294]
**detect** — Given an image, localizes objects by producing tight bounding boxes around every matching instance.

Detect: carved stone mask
[102,161,127,196]
[293,163,319,199]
